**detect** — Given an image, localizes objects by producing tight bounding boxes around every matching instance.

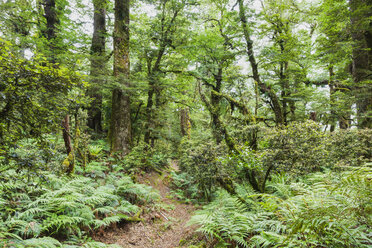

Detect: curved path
[94,162,196,248]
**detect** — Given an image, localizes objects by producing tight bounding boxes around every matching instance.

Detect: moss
[63,152,75,174]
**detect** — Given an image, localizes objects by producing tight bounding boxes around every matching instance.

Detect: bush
[169,171,201,203]
[118,142,170,173]
[261,121,328,175]
[179,139,230,201]
[326,129,372,167]
[261,121,372,175]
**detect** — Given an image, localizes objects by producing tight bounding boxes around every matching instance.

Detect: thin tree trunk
[110,0,131,155]
[62,115,72,155]
[211,68,223,144]
[329,66,337,132]
[238,0,284,125]
[280,61,289,125]
[144,83,154,145]
[42,0,59,63]
[143,1,181,145]
[180,107,191,138]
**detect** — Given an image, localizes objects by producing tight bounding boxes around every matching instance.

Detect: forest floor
[93,161,198,248]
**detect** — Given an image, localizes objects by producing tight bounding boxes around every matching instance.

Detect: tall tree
[41,0,61,63]
[313,0,353,130]
[142,0,185,146]
[238,0,284,125]
[350,0,372,128]
[110,0,131,155]
[41,0,72,158]
[41,0,80,174]
[88,0,107,132]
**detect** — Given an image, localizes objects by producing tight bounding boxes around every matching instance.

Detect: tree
[187,3,243,150]
[87,0,107,132]
[0,0,35,56]
[110,0,131,155]
[0,39,80,156]
[315,0,354,130]
[350,0,372,128]
[141,0,187,146]
[40,0,75,163]
[238,0,284,126]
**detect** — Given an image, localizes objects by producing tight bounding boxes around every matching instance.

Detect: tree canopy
[0,0,371,247]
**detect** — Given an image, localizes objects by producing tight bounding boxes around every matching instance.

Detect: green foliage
[188,190,257,248]
[189,167,372,247]
[261,121,328,174]
[179,138,230,201]
[0,38,84,155]
[262,121,372,174]
[118,142,170,173]
[0,152,159,246]
[169,171,201,203]
[326,128,372,167]
[1,0,372,247]
[2,236,121,248]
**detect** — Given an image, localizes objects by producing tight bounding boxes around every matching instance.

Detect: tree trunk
[62,115,74,174]
[42,0,72,159]
[280,61,289,125]
[180,107,191,138]
[144,82,154,145]
[88,0,106,132]
[42,0,60,63]
[329,66,337,132]
[143,0,178,145]
[110,0,131,155]
[350,0,372,128]
[62,115,72,155]
[237,0,284,125]
[211,68,223,144]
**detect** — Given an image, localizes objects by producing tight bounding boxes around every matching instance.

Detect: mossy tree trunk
[88,0,107,132]
[110,0,132,155]
[143,0,181,145]
[350,0,372,129]
[42,0,73,167]
[180,107,191,138]
[238,0,284,126]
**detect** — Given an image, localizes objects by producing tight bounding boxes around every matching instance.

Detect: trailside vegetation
[0,0,371,247]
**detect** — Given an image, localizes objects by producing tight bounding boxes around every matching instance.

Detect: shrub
[261,121,372,175]
[261,121,328,175]
[169,171,201,203]
[179,139,230,201]
[118,142,170,173]
[326,129,372,167]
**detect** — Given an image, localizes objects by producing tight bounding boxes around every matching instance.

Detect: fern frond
[19,237,62,248]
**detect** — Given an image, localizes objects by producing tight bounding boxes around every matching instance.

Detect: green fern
[189,167,372,247]
[0,166,159,246]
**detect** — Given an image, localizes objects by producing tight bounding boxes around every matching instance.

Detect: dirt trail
[94,162,196,248]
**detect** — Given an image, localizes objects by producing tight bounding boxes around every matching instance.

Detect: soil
[93,162,197,248]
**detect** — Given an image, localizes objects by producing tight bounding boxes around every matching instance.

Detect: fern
[1,237,121,248]
[0,166,159,246]
[189,168,372,247]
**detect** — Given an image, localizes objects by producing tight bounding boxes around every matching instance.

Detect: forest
[0,0,371,247]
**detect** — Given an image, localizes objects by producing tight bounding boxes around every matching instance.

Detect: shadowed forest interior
[0,0,371,247]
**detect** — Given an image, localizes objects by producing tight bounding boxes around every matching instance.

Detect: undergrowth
[189,167,372,247]
[0,139,160,247]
